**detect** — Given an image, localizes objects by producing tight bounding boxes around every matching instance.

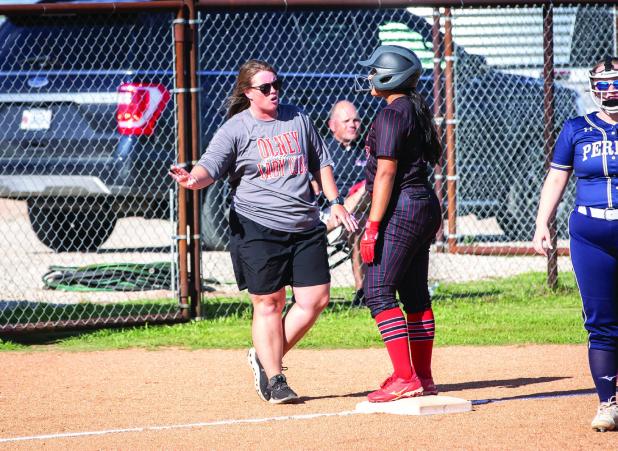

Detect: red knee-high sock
[407,308,435,380]
[375,308,414,380]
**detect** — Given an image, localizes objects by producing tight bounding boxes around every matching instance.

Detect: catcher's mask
[589,56,618,113]
[355,45,422,92]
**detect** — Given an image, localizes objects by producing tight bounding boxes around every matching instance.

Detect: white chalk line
[0,410,358,443]
[0,390,602,444]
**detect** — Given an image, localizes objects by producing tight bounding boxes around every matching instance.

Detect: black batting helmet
[358,45,422,91]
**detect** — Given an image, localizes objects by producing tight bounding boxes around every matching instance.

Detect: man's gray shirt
[197,104,333,232]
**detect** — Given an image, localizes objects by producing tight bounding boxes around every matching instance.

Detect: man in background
[317,100,367,307]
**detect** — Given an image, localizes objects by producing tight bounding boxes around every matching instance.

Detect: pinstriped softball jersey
[364,97,430,195]
[552,112,618,351]
[362,96,441,318]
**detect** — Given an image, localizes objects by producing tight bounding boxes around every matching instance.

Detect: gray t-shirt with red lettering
[197,104,333,232]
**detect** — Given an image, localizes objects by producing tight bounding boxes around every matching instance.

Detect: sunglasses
[594,80,618,91]
[251,79,282,95]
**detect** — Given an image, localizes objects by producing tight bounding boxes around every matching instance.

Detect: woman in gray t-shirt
[169,59,357,404]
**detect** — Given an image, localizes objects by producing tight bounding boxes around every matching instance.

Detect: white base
[355,395,472,416]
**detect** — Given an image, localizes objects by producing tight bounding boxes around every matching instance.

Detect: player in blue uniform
[356,46,442,402]
[533,57,618,431]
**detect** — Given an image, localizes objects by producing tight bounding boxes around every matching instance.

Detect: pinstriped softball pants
[363,187,441,318]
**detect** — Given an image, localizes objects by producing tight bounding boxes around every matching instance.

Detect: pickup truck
[0,3,582,251]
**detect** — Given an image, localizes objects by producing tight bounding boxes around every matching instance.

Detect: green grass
[0,272,586,351]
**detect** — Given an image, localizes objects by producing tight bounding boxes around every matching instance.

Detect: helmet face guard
[589,57,618,113]
[357,45,422,92]
[354,74,373,92]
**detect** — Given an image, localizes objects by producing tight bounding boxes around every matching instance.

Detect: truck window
[0,13,173,72]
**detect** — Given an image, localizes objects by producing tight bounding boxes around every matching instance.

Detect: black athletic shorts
[229,209,331,295]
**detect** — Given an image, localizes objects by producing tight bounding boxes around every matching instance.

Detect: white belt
[577,205,618,220]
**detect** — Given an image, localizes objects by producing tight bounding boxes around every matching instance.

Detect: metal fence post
[444,7,457,254]
[186,0,203,319]
[543,2,558,289]
[432,7,446,252]
[174,6,191,319]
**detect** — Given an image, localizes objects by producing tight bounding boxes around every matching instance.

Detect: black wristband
[329,195,345,206]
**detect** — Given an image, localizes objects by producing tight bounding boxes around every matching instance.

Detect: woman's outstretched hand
[169,165,198,190]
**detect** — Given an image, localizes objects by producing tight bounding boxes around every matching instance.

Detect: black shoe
[351,289,365,308]
[268,374,299,404]
[247,348,270,401]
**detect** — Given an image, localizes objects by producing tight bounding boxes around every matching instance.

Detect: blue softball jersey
[551,113,618,208]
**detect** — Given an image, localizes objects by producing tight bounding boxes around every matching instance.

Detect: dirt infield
[0,345,616,450]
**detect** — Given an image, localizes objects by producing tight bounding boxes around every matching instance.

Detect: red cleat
[367,375,423,403]
[420,377,438,396]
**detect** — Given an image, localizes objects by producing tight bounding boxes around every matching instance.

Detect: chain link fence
[0,1,613,330]
[198,2,613,315]
[0,9,184,332]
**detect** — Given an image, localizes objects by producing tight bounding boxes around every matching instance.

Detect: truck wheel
[496,208,536,242]
[496,175,572,242]
[201,179,230,251]
[496,173,539,242]
[27,198,117,252]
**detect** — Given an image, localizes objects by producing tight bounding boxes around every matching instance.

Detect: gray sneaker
[268,374,299,404]
[247,348,270,401]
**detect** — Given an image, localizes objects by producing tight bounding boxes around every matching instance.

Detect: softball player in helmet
[534,57,618,431]
[357,45,442,402]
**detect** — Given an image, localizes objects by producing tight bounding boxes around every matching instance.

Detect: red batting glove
[360,220,380,264]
